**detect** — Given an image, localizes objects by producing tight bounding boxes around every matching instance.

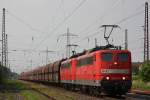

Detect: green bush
[132,66,139,75]
[140,62,150,82]
[132,62,141,75]
[0,64,11,83]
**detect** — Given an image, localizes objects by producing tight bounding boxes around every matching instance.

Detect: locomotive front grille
[101,80,132,94]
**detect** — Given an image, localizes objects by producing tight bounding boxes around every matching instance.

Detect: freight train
[19,44,132,95]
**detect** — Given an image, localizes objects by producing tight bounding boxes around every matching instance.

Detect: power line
[58,0,66,19]
[75,30,102,44]
[115,10,144,25]
[76,0,121,39]
[75,1,144,44]
[32,0,87,50]
[75,9,144,48]
[73,0,121,44]
[6,10,46,35]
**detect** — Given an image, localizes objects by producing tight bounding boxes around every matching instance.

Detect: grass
[21,81,75,100]
[0,80,51,100]
[3,79,28,90]
[1,80,75,100]
[132,75,150,90]
[21,90,49,100]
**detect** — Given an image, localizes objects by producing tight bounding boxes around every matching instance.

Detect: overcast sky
[0,0,149,73]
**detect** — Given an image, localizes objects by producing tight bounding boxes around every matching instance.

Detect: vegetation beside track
[20,81,75,100]
[21,90,49,100]
[139,61,150,82]
[132,75,150,90]
[19,81,101,100]
[132,61,150,91]
[0,80,51,100]
[0,65,11,84]
[0,79,100,100]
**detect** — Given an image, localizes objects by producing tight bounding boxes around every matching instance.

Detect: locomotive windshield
[102,53,113,62]
[118,53,128,61]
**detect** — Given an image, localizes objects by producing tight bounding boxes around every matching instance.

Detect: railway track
[22,81,150,100]
[5,80,146,100]
[0,81,144,100]
[31,88,56,100]
[126,93,150,100]
[31,88,150,100]
[74,90,150,100]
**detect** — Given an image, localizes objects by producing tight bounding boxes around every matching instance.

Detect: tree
[140,62,150,82]
[0,64,11,83]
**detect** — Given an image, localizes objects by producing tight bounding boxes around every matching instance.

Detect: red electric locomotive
[60,46,131,95]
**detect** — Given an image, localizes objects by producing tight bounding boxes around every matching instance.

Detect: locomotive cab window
[77,56,94,67]
[86,56,93,65]
[102,53,113,62]
[118,53,128,62]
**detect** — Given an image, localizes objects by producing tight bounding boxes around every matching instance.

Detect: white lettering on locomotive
[101,69,129,74]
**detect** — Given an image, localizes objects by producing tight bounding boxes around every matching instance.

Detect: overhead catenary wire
[75,29,103,44]
[32,0,87,50]
[75,0,121,39]
[61,8,143,54]
[6,0,87,68]
[21,0,87,66]
[6,1,144,51]
[6,10,47,35]
[70,0,121,46]
[75,11,144,47]
[74,2,144,45]
[115,10,144,25]
[58,0,66,19]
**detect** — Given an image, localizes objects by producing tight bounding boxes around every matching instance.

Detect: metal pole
[5,34,8,67]
[144,2,149,61]
[125,29,128,50]
[146,2,149,61]
[67,28,70,58]
[58,28,78,58]
[46,47,48,65]
[95,38,98,47]
[2,8,6,67]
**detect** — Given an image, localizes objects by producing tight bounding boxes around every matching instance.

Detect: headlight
[114,62,117,65]
[122,77,126,80]
[106,76,110,80]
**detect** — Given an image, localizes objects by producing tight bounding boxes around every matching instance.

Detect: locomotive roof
[69,44,130,59]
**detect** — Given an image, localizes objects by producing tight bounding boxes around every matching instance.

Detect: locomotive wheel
[89,86,100,96]
[64,84,69,90]
[89,86,95,96]
[81,85,87,94]
[67,84,70,90]
[71,85,75,91]
[94,87,101,97]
